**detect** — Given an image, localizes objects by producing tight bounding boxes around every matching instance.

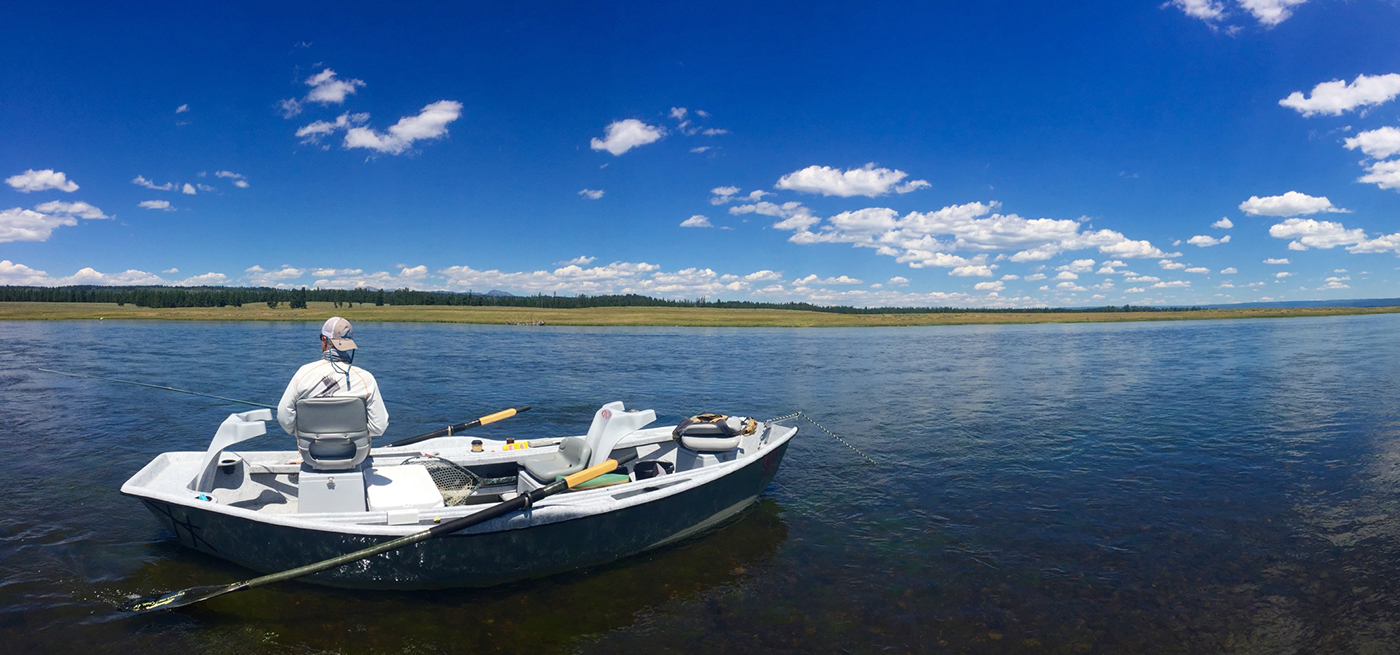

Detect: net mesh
[401,455,481,506]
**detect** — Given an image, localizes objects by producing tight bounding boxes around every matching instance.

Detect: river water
[2,315,1399,653]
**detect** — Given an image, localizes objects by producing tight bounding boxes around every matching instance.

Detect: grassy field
[1,301,1397,327]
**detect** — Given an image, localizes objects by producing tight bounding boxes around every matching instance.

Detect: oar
[380,406,531,448]
[121,450,637,613]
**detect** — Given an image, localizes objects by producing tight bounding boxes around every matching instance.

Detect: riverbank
[2,301,1397,327]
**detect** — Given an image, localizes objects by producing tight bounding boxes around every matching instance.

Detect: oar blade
[120,582,242,613]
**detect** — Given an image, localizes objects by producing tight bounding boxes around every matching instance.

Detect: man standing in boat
[276,317,388,438]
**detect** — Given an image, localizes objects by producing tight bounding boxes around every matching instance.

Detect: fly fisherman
[277,317,388,438]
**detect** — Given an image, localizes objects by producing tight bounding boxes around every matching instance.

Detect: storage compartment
[365,464,447,511]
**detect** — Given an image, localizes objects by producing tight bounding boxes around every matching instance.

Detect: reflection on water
[3,315,1400,652]
[85,500,788,653]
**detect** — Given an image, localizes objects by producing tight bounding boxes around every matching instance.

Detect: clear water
[2,315,1399,653]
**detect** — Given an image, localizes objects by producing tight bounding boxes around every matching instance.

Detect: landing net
[401,455,482,506]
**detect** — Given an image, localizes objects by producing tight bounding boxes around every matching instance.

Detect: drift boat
[121,401,795,590]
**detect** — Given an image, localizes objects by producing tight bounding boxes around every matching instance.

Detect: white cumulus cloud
[680,215,713,228]
[7,169,79,193]
[297,112,369,142]
[1264,257,1290,264]
[578,189,604,200]
[1359,160,1400,190]
[1187,234,1230,247]
[1268,218,1366,250]
[303,68,365,105]
[1279,73,1400,117]
[1238,0,1310,26]
[775,163,928,198]
[1213,217,1233,229]
[0,260,52,285]
[34,201,108,220]
[215,171,250,189]
[1344,126,1400,160]
[245,265,306,286]
[1170,0,1226,22]
[1221,267,1238,274]
[1239,191,1347,217]
[139,200,172,210]
[590,119,665,156]
[950,265,995,277]
[0,208,76,243]
[132,175,174,191]
[1057,259,1096,273]
[710,186,741,204]
[344,101,463,155]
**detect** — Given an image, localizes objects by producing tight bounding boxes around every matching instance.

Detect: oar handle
[381,405,531,448]
[562,454,635,488]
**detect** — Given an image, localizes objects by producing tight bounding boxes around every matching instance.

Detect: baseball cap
[320,316,358,350]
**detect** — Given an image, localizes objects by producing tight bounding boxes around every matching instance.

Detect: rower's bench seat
[522,437,591,481]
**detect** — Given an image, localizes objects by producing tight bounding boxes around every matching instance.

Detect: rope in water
[768,411,878,465]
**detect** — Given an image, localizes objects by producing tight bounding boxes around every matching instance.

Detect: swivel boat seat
[294,396,372,513]
[517,401,655,492]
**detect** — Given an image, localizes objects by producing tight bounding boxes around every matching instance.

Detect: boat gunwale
[121,422,799,538]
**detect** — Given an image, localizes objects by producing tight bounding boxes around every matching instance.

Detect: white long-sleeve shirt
[277,358,388,437]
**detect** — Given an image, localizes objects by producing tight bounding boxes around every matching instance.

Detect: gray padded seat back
[294,397,370,471]
[522,437,591,481]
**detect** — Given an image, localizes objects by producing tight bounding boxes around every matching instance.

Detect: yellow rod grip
[562,458,620,489]
[477,408,518,426]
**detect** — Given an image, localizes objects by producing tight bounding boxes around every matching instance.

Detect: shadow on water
[80,500,788,654]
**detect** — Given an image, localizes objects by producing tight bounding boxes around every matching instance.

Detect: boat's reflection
[121,498,789,653]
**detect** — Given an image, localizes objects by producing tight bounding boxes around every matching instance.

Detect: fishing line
[769,411,879,465]
[37,368,276,409]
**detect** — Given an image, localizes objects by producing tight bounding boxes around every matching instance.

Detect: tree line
[0,285,1201,314]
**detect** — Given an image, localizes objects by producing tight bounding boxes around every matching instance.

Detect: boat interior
[123,401,788,527]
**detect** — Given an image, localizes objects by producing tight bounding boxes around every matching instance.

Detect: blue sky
[3,1,1399,307]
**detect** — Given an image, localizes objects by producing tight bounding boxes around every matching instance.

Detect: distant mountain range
[484,289,514,297]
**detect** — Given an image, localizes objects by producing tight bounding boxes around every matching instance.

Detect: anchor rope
[767,411,878,465]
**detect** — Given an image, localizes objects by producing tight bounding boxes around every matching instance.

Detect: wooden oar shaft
[122,450,636,613]
[381,405,531,448]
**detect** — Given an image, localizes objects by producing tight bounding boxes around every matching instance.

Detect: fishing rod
[38,367,527,445]
[382,406,531,448]
[37,367,423,409]
[38,368,275,409]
